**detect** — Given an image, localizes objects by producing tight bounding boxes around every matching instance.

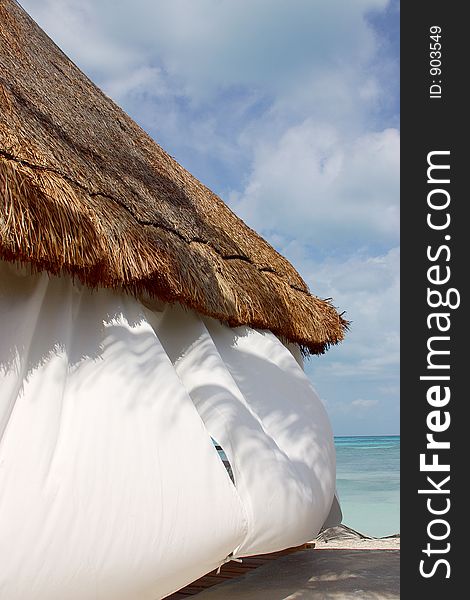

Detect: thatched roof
[0,0,347,355]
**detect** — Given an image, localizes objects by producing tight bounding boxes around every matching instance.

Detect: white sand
[314,536,400,550]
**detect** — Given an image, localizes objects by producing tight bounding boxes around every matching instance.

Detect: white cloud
[322,397,380,419]
[351,398,379,409]
[230,125,399,250]
[21,0,388,98]
[20,0,141,79]
[104,66,169,102]
[302,247,399,383]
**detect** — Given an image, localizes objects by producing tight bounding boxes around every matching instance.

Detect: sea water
[214,435,400,538]
[335,435,400,538]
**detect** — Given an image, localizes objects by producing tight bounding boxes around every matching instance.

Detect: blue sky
[21,0,400,436]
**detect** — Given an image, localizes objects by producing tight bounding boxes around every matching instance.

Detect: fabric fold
[0,261,336,599]
[151,304,335,556]
[0,262,247,600]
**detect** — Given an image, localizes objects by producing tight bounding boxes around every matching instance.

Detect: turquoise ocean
[335,435,400,538]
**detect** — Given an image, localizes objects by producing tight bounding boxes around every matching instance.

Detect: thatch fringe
[0,156,347,354]
[0,0,347,354]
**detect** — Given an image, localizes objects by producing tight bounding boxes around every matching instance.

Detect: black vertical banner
[401,3,465,598]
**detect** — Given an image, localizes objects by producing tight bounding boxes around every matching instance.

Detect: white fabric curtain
[0,261,336,600]
[151,305,336,557]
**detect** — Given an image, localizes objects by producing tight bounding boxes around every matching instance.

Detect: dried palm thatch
[0,0,347,354]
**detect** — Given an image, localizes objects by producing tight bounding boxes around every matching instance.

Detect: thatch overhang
[0,0,347,355]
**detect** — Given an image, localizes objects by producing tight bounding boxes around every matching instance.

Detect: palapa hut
[0,1,347,598]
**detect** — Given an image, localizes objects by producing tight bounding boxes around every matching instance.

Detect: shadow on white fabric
[0,260,337,600]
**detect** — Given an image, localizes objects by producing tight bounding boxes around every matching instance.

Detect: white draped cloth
[0,260,337,600]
